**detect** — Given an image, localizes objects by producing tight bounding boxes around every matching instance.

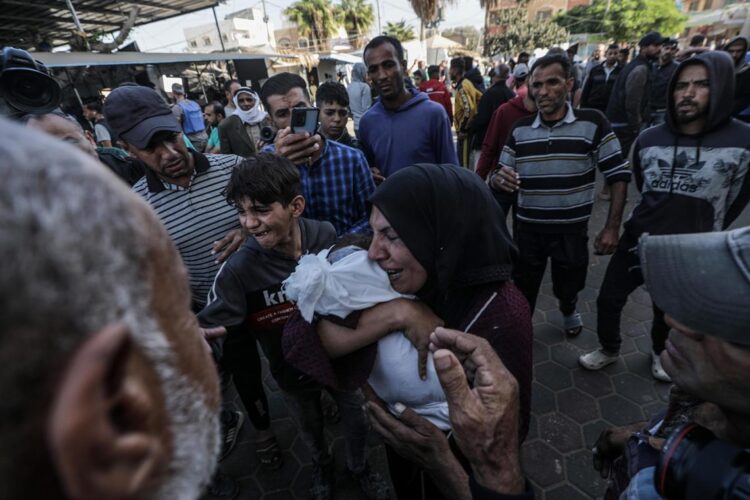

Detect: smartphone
[291,107,319,135]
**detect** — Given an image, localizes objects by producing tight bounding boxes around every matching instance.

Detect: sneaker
[563,311,583,336]
[353,464,391,500]
[309,456,334,500]
[206,472,239,500]
[219,409,244,462]
[579,349,619,370]
[651,351,672,382]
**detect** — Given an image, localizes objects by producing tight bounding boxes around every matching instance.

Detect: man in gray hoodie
[580,51,750,381]
[347,63,372,136]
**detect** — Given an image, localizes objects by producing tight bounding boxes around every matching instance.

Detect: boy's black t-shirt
[198,217,337,391]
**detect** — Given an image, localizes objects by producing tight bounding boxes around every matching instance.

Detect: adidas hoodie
[624,51,750,238]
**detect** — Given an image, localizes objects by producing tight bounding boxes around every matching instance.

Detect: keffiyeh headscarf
[232,87,267,125]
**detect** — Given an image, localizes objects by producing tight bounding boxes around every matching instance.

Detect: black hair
[224,79,240,92]
[690,34,706,47]
[259,72,309,110]
[620,47,630,55]
[363,35,405,64]
[331,233,372,253]
[530,54,571,79]
[84,101,102,113]
[463,56,473,70]
[224,152,302,207]
[207,101,225,118]
[427,64,440,78]
[315,81,349,107]
[518,51,530,59]
[608,43,620,51]
[450,57,465,72]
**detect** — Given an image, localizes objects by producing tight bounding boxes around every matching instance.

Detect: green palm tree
[284,0,340,51]
[334,0,375,48]
[407,0,453,39]
[383,20,416,42]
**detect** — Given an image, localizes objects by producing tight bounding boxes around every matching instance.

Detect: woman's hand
[397,300,444,380]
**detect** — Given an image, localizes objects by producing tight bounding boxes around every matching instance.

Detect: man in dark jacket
[647,37,679,127]
[723,35,750,122]
[580,44,621,113]
[464,56,486,93]
[606,32,662,158]
[470,63,515,161]
[580,51,750,381]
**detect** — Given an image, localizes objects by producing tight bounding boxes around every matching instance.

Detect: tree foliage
[284,0,340,51]
[442,26,481,53]
[554,0,687,42]
[334,0,375,48]
[484,5,568,57]
[384,20,417,42]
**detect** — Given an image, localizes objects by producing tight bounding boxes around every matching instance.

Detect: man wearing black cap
[580,51,750,381]
[647,38,679,127]
[104,84,280,493]
[606,32,662,159]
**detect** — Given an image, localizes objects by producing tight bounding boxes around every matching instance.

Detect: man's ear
[290,194,306,217]
[48,323,169,500]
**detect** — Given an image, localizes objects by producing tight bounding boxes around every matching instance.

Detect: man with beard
[203,101,225,154]
[358,36,458,178]
[723,36,750,122]
[580,51,750,381]
[0,118,221,500]
[647,38,679,127]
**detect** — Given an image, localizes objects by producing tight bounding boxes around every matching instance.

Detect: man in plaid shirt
[260,73,375,235]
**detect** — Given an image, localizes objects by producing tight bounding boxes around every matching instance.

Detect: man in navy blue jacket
[358,36,458,181]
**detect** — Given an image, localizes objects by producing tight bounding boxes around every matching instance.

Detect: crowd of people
[2,28,750,500]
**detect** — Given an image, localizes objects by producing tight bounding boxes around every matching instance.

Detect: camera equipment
[0,47,61,117]
[656,423,750,499]
[291,107,319,135]
[260,125,276,143]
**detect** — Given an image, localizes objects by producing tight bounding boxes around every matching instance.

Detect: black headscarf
[369,164,517,326]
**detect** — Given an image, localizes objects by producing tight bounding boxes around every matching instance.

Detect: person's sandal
[255,436,284,470]
[563,311,583,336]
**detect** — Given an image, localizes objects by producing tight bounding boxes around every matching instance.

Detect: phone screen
[291,107,319,135]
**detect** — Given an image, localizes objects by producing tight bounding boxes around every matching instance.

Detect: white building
[184,8,275,53]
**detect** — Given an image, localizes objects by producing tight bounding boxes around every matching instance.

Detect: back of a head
[496,63,510,80]
[427,65,440,79]
[209,101,225,118]
[463,56,474,71]
[0,118,218,500]
[316,81,349,108]
[224,79,240,93]
[450,57,465,73]
[690,34,706,47]
[363,35,404,64]
[351,62,367,82]
[259,72,309,110]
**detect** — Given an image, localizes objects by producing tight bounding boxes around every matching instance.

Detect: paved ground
[207,179,750,500]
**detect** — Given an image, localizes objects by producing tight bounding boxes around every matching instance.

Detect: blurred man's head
[491,63,510,84]
[412,71,424,86]
[0,118,221,499]
[724,37,748,67]
[641,227,750,438]
[618,47,630,65]
[449,57,465,81]
[605,44,620,66]
[315,81,350,140]
[203,101,225,127]
[259,72,311,130]
[224,79,241,106]
[82,100,103,121]
[660,38,679,64]
[518,52,530,65]
[690,34,706,48]
[427,64,440,81]
[638,32,663,60]
[25,112,97,158]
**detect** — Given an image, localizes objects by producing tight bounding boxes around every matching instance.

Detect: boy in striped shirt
[491,54,631,335]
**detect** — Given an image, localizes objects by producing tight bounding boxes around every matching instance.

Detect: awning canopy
[33,51,299,69]
[0,0,221,50]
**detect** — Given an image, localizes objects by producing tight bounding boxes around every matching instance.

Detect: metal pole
[64,0,91,51]
[213,7,226,52]
[376,0,382,34]
[261,0,272,45]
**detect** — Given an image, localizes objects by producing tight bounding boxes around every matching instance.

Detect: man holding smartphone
[260,72,374,235]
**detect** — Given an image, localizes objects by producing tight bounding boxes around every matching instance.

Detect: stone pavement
[206,180,750,500]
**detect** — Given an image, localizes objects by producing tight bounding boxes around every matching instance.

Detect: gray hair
[0,119,218,499]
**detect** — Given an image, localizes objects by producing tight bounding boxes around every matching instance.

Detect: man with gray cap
[589,226,750,499]
[580,51,750,380]
[171,82,208,152]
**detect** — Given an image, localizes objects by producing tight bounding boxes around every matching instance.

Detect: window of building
[189,40,198,48]
[689,0,700,11]
[536,8,552,20]
[203,36,212,46]
[279,37,292,48]
[222,33,229,42]
[703,0,712,9]
[298,38,309,48]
